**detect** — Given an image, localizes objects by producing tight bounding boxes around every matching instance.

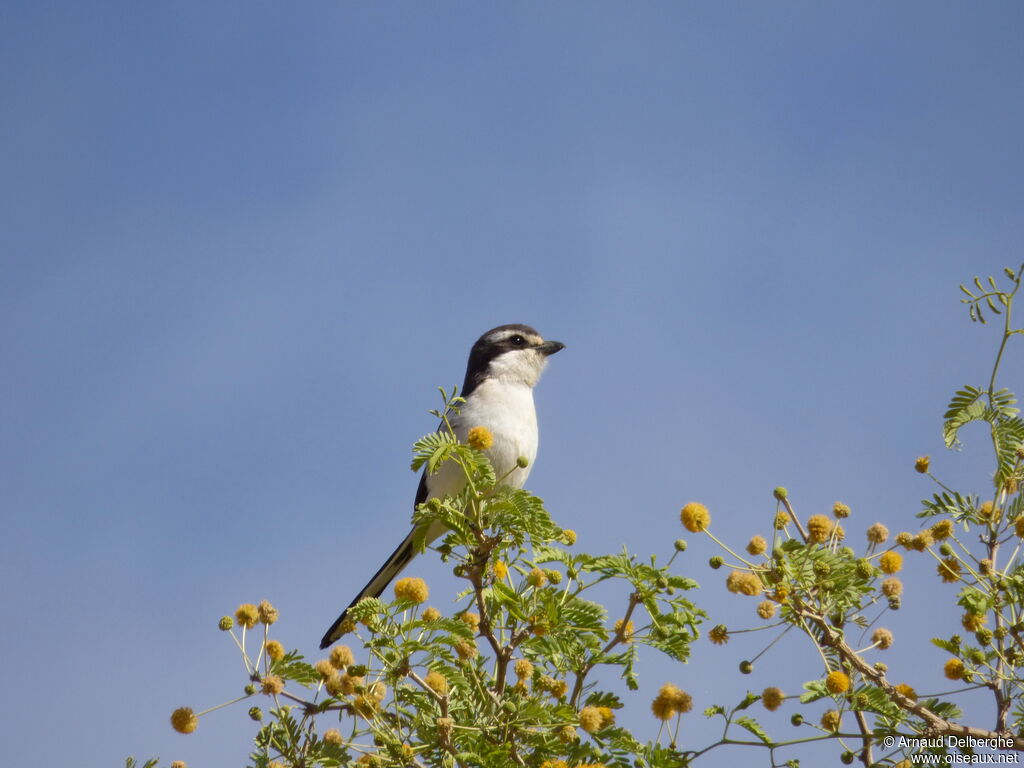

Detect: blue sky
[2,3,1023,766]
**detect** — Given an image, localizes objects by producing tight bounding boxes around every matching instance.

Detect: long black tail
[319,528,418,649]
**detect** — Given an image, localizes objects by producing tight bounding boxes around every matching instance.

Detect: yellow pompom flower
[169,762,187,768]
[614,618,635,641]
[650,698,674,721]
[881,578,903,597]
[170,707,199,734]
[460,611,480,632]
[895,532,914,549]
[761,687,784,711]
[937,557,962,583]
[323,728,343,745]
[422,606,441,622]
[911,531,934,551]
[327,673,361,697]
[872,628,894,649]
[330,645,355,669]
[563,529,577,545]
[825,671,850,694]
[493,560,509,580]
[257,600,278,625]
[235,603,259,629]
[944,658,965,680]
[962,612,986,632]
[680,502,711,532]
[915,456,930,473]
[833,502,851,519]
[527,567,548,588]
[878,551,903,574]
[1014,516,1024,538]
[315,659,337,681]
[650,684,686,721]
[579,706,604,734]
[261,675,284,695]
[894,683,917,701]
[757,600,776,619]
[774,510,792,530]
[806,514,833,543]
[265,640,285,662]
[455,639,478,660]
[424,670,448,695]
[746,535,768,556]
[663,684,692,713]
[467,426,494,451]
[353,695,379,719]
[820,709,841,732]
[708,624,729,645]
[514,658,534,680]
[931,519,954,540]
[726,570,763,596]
[866,523,889,544]
[394,577,429,604]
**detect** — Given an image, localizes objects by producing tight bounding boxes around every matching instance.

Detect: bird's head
[464,324,565,391]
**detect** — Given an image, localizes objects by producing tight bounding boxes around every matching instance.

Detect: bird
[320,324,564,649]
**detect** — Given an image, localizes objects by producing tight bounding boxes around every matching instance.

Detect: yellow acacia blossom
[746,535,768,556]
[872,628,894,649]
[467,426,494,451]
[806,514,833,543]
[394,577,429,603]
[937,557,962,583]
[726,570,763,596]
[866,523,889,544]
[944,658,965,681]
[235,603,259,629]
[680,502,711,532]
[170,707,199,734]
[709,624,729,645]
[879,551,903,574]
[825,670,850,694]
[762,687,784,711]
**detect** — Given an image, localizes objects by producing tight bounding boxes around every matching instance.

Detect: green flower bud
[940,543,953,556]
[218,616,234,631]
[709,556,724,570]
[774,487,788,501]
[248,706,262,722]
[739,660,753,674]
[888,597,901,610]
[855,560,875,579]
[790,713,804,726]
[674,539,688,552]
[516,455,530,469]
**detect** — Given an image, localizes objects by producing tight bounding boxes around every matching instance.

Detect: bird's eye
[510,335,525,346]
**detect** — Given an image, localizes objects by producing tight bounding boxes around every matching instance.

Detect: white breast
[426,378,538,499]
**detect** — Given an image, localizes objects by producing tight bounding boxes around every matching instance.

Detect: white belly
[426,379,538,499]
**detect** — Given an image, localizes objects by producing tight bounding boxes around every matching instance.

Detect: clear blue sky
[2,3,1023,766]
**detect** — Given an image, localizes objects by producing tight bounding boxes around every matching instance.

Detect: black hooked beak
[537,339,565,356]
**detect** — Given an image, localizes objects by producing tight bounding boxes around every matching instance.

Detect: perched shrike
[320,324,564,649]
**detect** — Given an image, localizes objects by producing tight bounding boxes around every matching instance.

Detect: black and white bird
[320,324,564,649]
